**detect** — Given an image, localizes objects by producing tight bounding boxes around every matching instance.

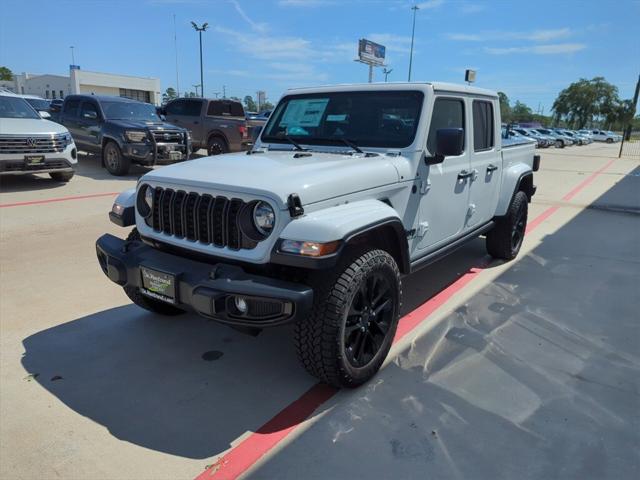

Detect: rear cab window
[207,101,245,117]
[472,100,495,151]
[166,99,202,116]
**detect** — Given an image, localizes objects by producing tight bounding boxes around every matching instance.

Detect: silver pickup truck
[97,82,539,388]
[162,98,251,156]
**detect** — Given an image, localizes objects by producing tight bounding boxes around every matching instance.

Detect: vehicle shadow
[0,174,70,193]
[21,237,494,459]
[74,153,153,181]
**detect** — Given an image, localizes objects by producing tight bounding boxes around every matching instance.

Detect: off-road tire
[123,228,185,316]
[207,136,228,156]
[49,171,75,182]
[294,249,402,388]
[103,141,131,176]
[606,138,613,144]
[486,190,528,260]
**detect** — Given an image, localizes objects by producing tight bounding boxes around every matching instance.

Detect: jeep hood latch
[287,193,304,218]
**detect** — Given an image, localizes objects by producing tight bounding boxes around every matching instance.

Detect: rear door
[165,99,204,146]
[467,98,501,227]
[414,95,471,253]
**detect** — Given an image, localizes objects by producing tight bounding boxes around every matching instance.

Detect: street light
[191,21,208,98]
[193,84,201,97]
[212,91,220,99]
[408,4,419,82]
[383,68,393,82]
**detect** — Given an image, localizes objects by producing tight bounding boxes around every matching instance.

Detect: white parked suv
[0,91,77,181]
[96,83,539,387]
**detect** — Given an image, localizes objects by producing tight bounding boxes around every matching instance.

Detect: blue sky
[1,0,638,112]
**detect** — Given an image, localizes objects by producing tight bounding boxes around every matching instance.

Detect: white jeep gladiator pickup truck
[96,83,539,388]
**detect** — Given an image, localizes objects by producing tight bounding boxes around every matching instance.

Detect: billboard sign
[358,39,386,66]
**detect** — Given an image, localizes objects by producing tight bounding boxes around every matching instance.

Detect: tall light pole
[193,84,201,97]
[191,21,208,98]
[408,4,419,82]
[383,68,393,82]
[173,14,180,97]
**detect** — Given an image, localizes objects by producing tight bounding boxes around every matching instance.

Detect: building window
[52,90,57,99]
[21,87,24,94]
[119,88,151,104]
[45,90,50,99]
[60,90,64,98]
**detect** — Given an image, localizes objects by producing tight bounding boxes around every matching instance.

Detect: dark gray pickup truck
[161,98,251,155]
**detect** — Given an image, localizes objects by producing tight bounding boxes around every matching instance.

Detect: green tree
[262,101,274,111]
[511,101,534,122]
[497,91,512,123]
[244,95,257,112]
[162,87,178,104]
[0,66,13,81]
[552,77,621,129]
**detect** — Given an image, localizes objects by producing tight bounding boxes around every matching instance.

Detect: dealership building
[0,67,161,105]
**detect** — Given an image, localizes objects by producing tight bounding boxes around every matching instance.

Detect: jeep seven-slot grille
[150,187,255,250]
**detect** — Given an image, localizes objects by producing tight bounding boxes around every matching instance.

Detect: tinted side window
[165,100,185,115]
[427,98,464,155]
[183,100,203,116]
[63,99,81,116]
[207,101,224,116]
[80,102,99,119]
[472,100,494,151]
[229,102,244,117]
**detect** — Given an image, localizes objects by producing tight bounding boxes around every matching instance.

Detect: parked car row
[507,125,621,149]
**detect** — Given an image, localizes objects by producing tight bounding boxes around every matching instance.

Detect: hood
[0,117,68,135]
[143,151,401,208]
[106,119,182,131]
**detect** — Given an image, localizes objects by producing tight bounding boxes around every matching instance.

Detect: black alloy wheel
[344,272,395,368]
[511,200,526,253]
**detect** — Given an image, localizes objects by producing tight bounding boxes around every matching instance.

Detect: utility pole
[212,91,220,99]
[383,68,393,82]
[222,85,227,99]
[70,46,75,65]
[408,4,419,82]
[191,21,208,98]
[193,84,201,97]
[173,14,180,97]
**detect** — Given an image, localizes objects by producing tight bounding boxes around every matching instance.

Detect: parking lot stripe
[194,157,617,480]
[0,192,119,208]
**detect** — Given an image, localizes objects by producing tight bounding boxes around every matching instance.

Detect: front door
[77,101,102,152]
[412,96,472,255]
[467,98,501,227]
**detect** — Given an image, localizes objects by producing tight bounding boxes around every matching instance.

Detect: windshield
[25,98,50,111]
[0,95,40,119]
[261,90,424,149]
[101,101,159,121]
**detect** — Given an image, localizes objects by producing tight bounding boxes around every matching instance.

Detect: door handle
[458,169,473,180]
[487,164,498,172]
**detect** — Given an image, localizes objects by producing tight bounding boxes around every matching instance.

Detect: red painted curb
[192,157,616,480]
[0,192,119,208]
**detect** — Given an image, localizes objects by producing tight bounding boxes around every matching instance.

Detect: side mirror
[425,128,464,165]
[83,110,98,120]
[39,111,51,119]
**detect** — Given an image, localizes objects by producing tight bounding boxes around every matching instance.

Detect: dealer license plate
[140,266,176,304]
[24,155,45,167]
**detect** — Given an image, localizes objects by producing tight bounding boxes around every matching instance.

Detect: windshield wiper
[284,136,307,151]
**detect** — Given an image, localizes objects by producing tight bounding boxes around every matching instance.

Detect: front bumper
[96,233,313,327]
[122,142,190,165]
[0,144,77,175]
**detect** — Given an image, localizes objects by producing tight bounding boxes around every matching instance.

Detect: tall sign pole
[408,4,419,82]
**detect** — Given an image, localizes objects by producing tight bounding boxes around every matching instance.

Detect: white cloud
[417,0,444,9]
[277,0,333,6]
[368,33,414,54]
[229,0,268,33]
[459,3,485,14]
[214,26,312,60]
[484,43,586,55]
[448,28,573,43]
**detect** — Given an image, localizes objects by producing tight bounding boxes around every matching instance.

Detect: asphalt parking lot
[1,143,638,480]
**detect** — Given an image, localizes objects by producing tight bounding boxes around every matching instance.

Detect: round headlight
[137,184,153,218]
[253,201,275,236]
